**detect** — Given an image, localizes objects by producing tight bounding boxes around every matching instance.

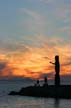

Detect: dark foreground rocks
[9,85,71,99]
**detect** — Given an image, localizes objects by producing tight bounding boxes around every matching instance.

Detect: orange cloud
[0,36,71,80]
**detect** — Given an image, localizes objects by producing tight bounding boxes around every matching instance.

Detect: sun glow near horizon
[0,38,71,80]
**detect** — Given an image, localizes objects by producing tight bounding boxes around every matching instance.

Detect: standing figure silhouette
[55,55,60,86]
[50,55,60,87]
[34,80,40,87]
[43,77,48,87]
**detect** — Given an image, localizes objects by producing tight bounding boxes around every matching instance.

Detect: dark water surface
[0,80,71,108]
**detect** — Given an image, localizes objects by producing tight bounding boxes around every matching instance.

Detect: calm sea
[0,80,71,108]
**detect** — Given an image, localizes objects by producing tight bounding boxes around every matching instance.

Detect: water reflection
[0,95,71,108]
[54,98,60,108]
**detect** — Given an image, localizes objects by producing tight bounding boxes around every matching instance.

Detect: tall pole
[55,55,60,87]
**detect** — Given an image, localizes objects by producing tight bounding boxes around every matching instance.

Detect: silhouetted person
[55,56,60,75]
[35,80,40,87]
[50,55,60,87]
[43,77,48,87]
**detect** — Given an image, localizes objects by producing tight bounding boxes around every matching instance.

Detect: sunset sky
[0,0,71,81]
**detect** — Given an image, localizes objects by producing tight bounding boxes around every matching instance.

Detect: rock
[8,85,71,99]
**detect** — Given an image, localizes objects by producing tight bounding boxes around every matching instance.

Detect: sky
[0,0,71,82]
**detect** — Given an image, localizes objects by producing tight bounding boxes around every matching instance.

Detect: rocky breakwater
[9,85,71,99]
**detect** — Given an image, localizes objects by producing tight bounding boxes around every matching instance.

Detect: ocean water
[0,80,71,108]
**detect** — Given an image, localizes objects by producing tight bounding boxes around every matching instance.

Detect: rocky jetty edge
[9,85,71,99]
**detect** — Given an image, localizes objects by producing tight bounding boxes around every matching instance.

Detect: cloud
[54,3,71,23]
[0,39,30,54]
[18,8,45,34]
[0,35,71,79]
[20,8,41,20]
[62,61,71,66]
[0,61,14,79]
[59,26,71,35]
[28,0,54,4]
[0,62,7,71]
[39,0,54,4]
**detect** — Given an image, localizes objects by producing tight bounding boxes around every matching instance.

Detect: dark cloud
[61,61,71,66]
[0,62,7,70]
[0,61,14,78]
[0,62,7,76]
